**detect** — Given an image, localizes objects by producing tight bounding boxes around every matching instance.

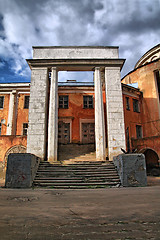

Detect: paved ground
[0,177,160,240]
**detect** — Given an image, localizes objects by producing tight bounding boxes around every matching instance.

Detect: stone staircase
[33,161,121,189]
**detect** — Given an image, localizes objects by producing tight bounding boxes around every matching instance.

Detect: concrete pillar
[94,67,106,161]
[105,66,126,160]
[7,90,16,135]
[27,67,48,159]
[48,67,58,162]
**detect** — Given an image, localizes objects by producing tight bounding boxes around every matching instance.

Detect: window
[83,96,93,109]
[59,96,68,109]
[136,125,142,139]
[0,123,1,135]
[133,99,140,112]
[23,123,28,136]
[24,96,30,109]
[0,96,4,109]
[126,97,130,110]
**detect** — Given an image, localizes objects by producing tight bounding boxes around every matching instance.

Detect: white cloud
[0,0,159,80]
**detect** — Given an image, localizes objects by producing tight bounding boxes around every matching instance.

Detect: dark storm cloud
[0,0,159,80]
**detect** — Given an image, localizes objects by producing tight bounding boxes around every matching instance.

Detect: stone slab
[33,46,119,59]
[5,153,40,188]
[113,153,147,187]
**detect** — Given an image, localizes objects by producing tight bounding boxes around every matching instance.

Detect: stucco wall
[16,94,29,135]
[0,136,27,183]
[122,60,160,138]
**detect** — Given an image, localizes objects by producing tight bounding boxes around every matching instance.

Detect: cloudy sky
[0,0,160,83]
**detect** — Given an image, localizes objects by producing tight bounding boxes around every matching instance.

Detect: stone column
[94,67,106,161]
[7,90,16,135]
[27,67,49,160]
[105,67,126,160]
[48,67,58,162]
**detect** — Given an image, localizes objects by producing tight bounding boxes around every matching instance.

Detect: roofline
[135,43,160,68]
[26,58,125,71]
[32,46,119,49]
[122,57,160,81]
[0,83,30,87]
[121,83,142,93]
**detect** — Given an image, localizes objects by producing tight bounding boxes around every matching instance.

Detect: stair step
[36,173,118,179]
[34,179,120,183]
[33,161,120,189]
[34,182,120,187]
[39,165,115,170]
[35,174,119,179]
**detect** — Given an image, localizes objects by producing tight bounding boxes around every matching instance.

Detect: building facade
[0,45,160,182]
[122,44,160,171]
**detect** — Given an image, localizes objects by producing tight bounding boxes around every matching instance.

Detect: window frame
[0,96,4,109]
[23,123,28,136]
[133,99,140,113]
[83,95,94,109]
[24,95,30,109]
[59,95,69,109]
[126,97,130,111]
[136,125,142,139]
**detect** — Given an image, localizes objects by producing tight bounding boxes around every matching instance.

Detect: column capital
[51,66,57,71]
[94,66,104,72]
[11,90,17,95]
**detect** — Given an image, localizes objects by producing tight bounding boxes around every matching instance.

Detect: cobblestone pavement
[0,184,160,240]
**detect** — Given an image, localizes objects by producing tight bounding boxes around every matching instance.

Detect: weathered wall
[16,94,29,135]
[122,60,160,138]
[122,89,143,151]
[0,136,27,184]
[58,88,107,143]
[58,91,94,143]
[132,135,160,160]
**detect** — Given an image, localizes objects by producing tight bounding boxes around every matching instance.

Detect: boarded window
[136,125,142,139]
[59,96,69,109]
[23,123,28,136]
[133,99,140,112]
[0,96,4,109]
[83,96,93,109]
[24,96,30,109]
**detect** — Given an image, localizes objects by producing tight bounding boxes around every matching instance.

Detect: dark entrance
[58,121,70,144]
[82,123,95,144]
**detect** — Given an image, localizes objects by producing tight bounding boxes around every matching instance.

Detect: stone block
[33,47,119,59]
[113,154,147,187]
[5,153,40,188]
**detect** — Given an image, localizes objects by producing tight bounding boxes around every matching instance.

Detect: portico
[27,46,126,162]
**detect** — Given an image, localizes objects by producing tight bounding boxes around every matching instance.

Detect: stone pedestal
[94,67,106,161]
[113,154,147,187]
[5,153,40,188]
[48,67,58,162]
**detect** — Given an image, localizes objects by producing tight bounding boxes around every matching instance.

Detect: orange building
[0,81,143,180]
[122,44,160,173]
[0,44,160,181]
